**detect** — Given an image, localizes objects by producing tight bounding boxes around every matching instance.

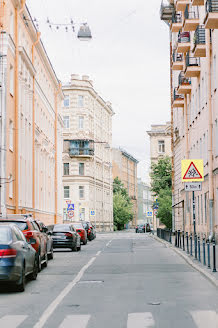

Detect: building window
[64,95,69,107]
[79,163,84,176]
[79,186,85,199]
[9,175,13,199]
[9,120,13,151]
[79,116,84,129]
[158,140,165,153]
[63,163,69,176]
[80,208,85,220]
[63,116,69,129]
[78,95,84,107]
[64,186,70,199]
[9,65,14,96]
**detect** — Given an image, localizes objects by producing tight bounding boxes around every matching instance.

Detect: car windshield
[53,225,71,232]
[0,226,11,243]
[0,221,28,231]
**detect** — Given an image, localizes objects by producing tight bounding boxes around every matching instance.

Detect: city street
[0,231,217,328]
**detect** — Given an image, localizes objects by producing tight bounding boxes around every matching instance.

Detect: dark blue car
[0,223,38,292]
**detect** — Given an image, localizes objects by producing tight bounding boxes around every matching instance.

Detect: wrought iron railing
[178,71,191,85]
[69,148,94,156]
[184,5,199,19]
[173,52,183,63]
[206,0,218,12]
[178,31,190,43]
[172,12,182,23]
[157,228,172,243]
[194,25,206,45]
[186,52,200,67]
[174,88,184,101]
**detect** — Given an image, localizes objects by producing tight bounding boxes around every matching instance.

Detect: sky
[27,0,171,183]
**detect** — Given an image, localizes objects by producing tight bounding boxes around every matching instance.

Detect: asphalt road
[0,231,218,328]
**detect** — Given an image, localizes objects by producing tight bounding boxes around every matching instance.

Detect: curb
[151,235,218,288]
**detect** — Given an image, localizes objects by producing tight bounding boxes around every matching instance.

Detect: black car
[0,223,38,292]
[51,224,81,251]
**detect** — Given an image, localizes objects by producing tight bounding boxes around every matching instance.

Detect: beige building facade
[161,0,218,239]
[0,0,63,224]
[112,148,138,227]
[61,75,114,231]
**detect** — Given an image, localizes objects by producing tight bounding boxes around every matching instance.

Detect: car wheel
[37,253,42,272]
[29,256,38,281]
[16,263,25,292]
[44,252,48,268]
[83,239,87,245]
[77,244,81,251]
[48,247,54,260]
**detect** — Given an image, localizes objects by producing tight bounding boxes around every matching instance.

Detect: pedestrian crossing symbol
[181,160,204,182]
[67,204,74,211]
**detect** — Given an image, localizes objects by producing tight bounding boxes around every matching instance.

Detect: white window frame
[158,140,165,154]
[63,116,69,129]
[79,116,84,129]
[63,163,69,176]
[78,95,84,107]
[64,186,70,199]
[64,95,69,107]
[79,163,84,176]
[79,186,85,199]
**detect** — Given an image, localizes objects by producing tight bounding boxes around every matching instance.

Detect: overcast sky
[27,0,170,183]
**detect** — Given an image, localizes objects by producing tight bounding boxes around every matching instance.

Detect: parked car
[89,225,96,241]
[35,220,54,260]
[146,223,151,232]
[51,224,81,251]
[136,224,145,233]
[72,222,87,245]
[0,223,38,292]
[0,214,48,271]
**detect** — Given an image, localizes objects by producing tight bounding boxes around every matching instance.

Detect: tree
[113,177,133,230]
[150,157,172,229]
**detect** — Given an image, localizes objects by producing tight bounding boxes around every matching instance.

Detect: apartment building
[61,75,114,231]
[160,0,218,239]
[137,178,153,225]
[112,148,138,226]
[0,0,63,224]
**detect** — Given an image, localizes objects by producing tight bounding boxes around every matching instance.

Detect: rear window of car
[53,225,71,232]
[0,227,11,243]
[73,224,83,229]
[0,221,28,231]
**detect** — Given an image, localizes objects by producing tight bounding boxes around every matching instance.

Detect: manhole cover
[148,302,161,306]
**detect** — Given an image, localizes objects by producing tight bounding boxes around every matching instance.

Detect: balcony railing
[173,52,183,62]
[160,2,174,22]
[206,0,218,12]
[174,88,184,101]
[66,139,94,157]
[194,25,206,45]
[178,31,190,43]
[172,12,183,23]
[69,148,94,156]
[178,71,191,85]
[186,53,200,67]
[184,5,199,19]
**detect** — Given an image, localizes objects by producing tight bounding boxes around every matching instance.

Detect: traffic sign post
[181,159,204,260]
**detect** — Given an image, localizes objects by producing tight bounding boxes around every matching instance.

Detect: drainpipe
[54,83,61,224]
[206,29,214,241]
[184,94,191,233]
[31,31,40,217]
[14,0,26,213]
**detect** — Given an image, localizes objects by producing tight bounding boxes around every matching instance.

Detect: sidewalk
[152,234,218,288]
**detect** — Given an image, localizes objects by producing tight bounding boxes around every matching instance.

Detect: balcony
[176,31,191,53]
[204,0,218,28]
[192,0,204,5]
[193,26,206,57]
[171,12,183,32]
[178,71,192,94]
[185,53,201,77]
[183,5,199,31]
[68,140,94,158]
[160,2,174,22]
[176,0,191,11]
[173,88,185,108]
[172,53,184,70]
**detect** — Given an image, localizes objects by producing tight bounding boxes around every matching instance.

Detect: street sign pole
[192,191,197,260]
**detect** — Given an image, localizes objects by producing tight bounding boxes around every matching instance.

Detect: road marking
[106,240,112,246]
[0,315,28,328]
[190,311,218,328]
[33,255,97,328]
[59,315,91,328]
[127,313,155,328]
[96,250,101,256]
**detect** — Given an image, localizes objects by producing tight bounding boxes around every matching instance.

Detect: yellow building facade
[0,0,63,224]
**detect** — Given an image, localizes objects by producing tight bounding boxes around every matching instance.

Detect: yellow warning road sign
[181,159,204,182]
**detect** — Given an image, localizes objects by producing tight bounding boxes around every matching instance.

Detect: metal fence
[157,228,172,243]
[206,0,218,13]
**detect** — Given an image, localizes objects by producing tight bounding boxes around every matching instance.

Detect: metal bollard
[194,234,197,260]
[178,230,180,248]
[190,234,193,256]
[169,230,172,244]
[175,231,177,247]
[198,236,201,262]
[212,239,217,273]
[186,232,189,254]
[203,238,206,266]
[207,239,211,269]
[183,231,185,251]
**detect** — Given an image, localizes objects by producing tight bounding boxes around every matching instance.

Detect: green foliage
[113,177,133,230]
[150,157,172,229]
[157,188,172,229]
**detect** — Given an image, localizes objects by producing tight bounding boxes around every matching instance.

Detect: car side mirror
[47,231,52,236]
[42,227,48,233]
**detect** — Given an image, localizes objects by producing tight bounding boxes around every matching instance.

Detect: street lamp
[77,23,92,41]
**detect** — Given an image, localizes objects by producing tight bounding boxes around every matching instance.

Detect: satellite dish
[77,23,92,41]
